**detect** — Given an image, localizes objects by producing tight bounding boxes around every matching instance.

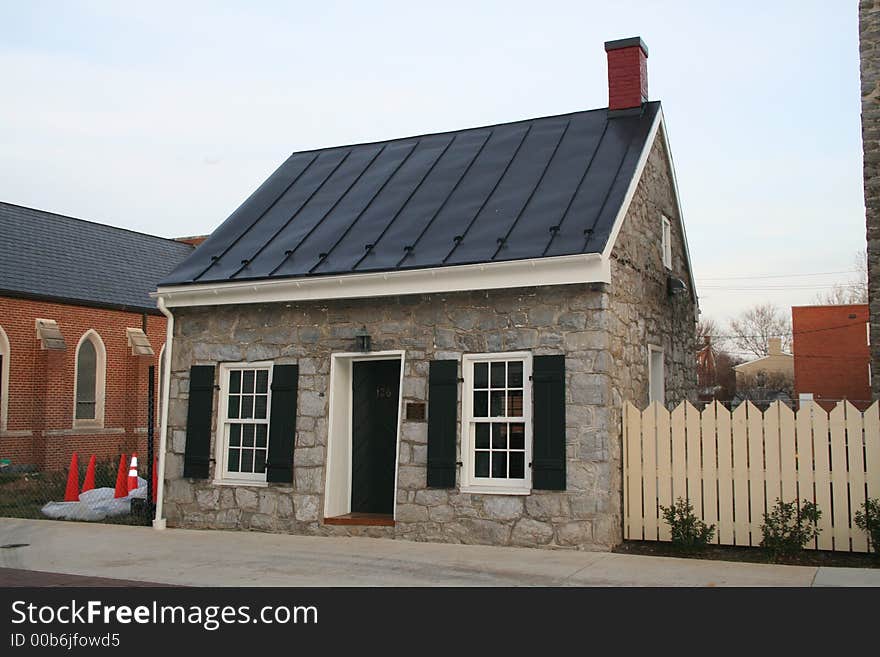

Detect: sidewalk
[1,518,877,587]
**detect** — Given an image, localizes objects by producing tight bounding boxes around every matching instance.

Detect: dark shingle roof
[161,102,660,287]
[0,202,194,312]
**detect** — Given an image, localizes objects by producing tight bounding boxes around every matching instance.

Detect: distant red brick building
[0,202,194,470]
[792,304,871,410]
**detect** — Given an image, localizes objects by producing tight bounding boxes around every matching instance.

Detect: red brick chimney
[604,37,649,113]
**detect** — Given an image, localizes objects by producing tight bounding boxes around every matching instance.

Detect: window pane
[239,449,254,473]
[491,423,507,449]
[228,424,241,446]
[474,391,488,417]
[509,452,525,479]
[256,369,269,394]
[490,391,505,417]
[507,361,523,387]
[255,424,268,448]
[76,401,96,420]
[509,423,525,449]
[254,395,268,419]
[490,362,505,389]
[227,448,240,472]
[508,391,523,417]
[492,452,507,478]
[475,423,490,449]
[254,450,266,474]
[76,338,97,417]
[240,395,254,419]
[475,451,489,478]
[242,424,255,447]
[228,395,241,419]
[474,362,488,388]
[242,370,255,393]
[229,370,241,393]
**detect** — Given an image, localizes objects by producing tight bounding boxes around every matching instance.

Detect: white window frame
[0,325,10,432]
[648,345,665,405]
[72,330,106,429]
[460,351,533,495]
[661,215,672,269]
[214,361,273,486]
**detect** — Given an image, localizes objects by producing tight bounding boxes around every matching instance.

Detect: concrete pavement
[1,518,877,586]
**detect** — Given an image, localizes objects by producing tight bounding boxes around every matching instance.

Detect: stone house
[153,37,698,550]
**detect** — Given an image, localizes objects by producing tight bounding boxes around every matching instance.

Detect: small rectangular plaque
[406,402,426,422]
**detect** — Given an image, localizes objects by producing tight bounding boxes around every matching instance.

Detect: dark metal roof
[161,102,660,287]
[0,202,194,312]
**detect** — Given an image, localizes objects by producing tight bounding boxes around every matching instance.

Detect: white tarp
[41,477,148,521]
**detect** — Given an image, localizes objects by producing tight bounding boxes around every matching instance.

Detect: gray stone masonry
[861,0,880,398]
[162,122,696,551]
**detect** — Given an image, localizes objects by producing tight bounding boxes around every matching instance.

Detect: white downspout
[154,295,174,530]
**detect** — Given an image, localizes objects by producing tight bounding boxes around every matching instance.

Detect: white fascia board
[155,252,610,308]
[601,108,699,310]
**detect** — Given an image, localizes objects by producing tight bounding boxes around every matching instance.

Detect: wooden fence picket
[701,402,719,543]
[642,402,658,541]
[655,403,673,542]
[829,403,850,552]
[715,402,734,545]
[811,403,834,551]
[845,402,868,553]
[731,402,750,546]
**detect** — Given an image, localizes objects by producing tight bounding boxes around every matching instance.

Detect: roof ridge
[0,201,194,248]
[283,102,661,157]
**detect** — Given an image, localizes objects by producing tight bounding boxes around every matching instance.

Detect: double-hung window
[460,352,532,494]
[217,362,273,484]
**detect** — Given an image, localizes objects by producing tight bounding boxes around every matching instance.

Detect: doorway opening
[323,351,404,525]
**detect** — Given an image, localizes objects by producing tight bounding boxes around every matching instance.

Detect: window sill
[460,485,531,496]
[323,513,395,527]
[212,479,268,488]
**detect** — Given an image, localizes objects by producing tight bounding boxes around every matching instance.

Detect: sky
[0,1,866,327]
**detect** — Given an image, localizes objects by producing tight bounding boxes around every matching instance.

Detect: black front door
[351,359,400,515]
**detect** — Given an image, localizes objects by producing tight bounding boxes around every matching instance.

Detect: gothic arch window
[0,325,9,431]
[73,330,106,427]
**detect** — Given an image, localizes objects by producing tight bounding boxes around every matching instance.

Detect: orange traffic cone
[152,455,158,503]
[81,455,96,493]
[114,454,128,498]
[64,452,80,502]
[127,453,139,493]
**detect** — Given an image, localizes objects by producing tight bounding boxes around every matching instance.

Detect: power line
[698,269,860,281]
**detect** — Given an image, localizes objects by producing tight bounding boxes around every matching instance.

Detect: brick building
[0,202,193,470]
[792,304,871,410]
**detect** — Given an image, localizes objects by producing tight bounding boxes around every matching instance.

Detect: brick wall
[0,295,167,470]
[792,304,871,410]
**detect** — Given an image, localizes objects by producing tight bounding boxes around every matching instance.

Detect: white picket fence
[623,400,880,552]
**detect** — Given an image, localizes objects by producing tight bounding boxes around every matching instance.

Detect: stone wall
[607,127,697,409]
[163,283,624,549]
[860,0,880,398]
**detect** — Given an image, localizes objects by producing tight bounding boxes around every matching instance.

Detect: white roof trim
[155,252,610,308]
[601,108,698,307]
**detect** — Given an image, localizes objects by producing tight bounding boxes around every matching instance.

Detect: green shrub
[854,498,880,557]
[660,497,716,550]
[760,498,821,560]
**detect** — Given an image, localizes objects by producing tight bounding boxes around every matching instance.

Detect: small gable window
[74,330,106,427]
[661,215,672,269]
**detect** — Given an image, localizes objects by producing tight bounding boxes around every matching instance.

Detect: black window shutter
[427,360,458,488]
[532,355,566,490]
[183,365,215,479]
[266,364,298,483]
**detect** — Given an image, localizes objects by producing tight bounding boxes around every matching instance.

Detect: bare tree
[728,303,792,358]
[813,250,868,305]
